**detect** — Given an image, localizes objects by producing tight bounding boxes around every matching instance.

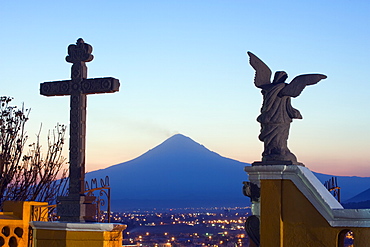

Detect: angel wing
[279,74,327,97]
[247,52,272,88]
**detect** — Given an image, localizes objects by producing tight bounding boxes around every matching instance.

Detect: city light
[114,207,251,246]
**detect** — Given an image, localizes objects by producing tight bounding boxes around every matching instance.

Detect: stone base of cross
[40,38,120,222]
[57,195,96,222]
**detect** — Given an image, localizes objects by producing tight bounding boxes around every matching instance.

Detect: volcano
[86,134,250,211]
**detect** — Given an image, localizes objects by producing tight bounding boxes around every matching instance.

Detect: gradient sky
[1,1,369,176]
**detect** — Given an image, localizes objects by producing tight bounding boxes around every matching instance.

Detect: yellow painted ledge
[30,221,127,247]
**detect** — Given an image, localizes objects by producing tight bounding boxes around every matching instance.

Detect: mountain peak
[165,133,190,140]
[161,133,196,145]
[153,134,211,156]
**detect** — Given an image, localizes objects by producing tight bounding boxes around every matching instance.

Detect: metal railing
[324,176,341,202]
[84,176,111,223]
[29,176,111,223]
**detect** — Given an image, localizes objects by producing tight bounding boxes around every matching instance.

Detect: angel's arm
[279,74,327,97]
[247,52,272,88]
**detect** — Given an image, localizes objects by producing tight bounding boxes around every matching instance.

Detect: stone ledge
[30,221,126,232]
[245,164,370,227]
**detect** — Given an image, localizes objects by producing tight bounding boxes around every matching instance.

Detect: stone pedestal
[252,160,304,166]
[57,195,96,222]
[30,221,126,247]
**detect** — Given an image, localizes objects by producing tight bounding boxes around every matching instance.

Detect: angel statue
[248,52,327,164]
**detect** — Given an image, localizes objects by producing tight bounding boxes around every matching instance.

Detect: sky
[1,1,369,176]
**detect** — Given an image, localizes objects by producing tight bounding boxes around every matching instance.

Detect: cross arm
[40,80,70,96]
[81,77,120,95]
[40,77,120,96]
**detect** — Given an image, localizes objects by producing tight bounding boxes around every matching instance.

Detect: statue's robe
[257,82,302,162]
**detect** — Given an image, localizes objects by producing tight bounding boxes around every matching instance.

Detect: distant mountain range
[86,134,370,211]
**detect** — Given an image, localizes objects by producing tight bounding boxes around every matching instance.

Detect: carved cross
[40,39,119,221]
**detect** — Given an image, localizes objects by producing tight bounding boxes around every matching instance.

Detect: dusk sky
[1,1,369,176]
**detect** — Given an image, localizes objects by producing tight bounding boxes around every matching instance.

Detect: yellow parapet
[0,201,126,247]
[245,165,370,247]
[0,201,48,247]
[30,221,127,247]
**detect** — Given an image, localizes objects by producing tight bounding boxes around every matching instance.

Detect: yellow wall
[260,179,370,247]
[0,201,48,247]
[260,179,283,246]
[0,201,126,247]
[32,228,124,247]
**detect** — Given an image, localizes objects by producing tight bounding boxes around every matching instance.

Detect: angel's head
[272,71,288,84]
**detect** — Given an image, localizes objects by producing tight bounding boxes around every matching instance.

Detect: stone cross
[40,38,120,222]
